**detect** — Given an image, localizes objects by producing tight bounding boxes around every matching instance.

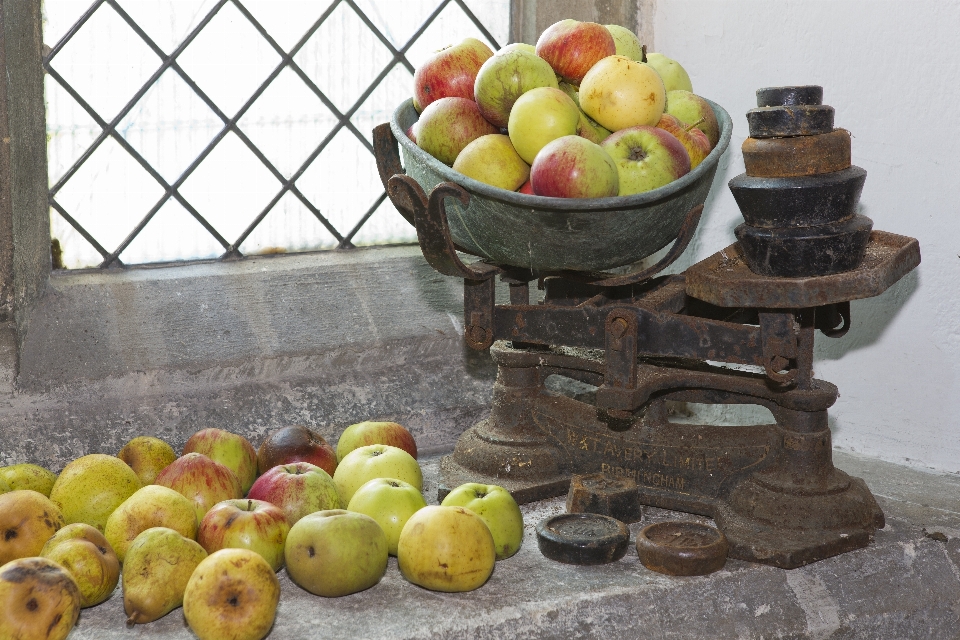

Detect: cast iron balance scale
[373,86,920,569]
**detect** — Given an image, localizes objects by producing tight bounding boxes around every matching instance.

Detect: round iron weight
[755,85,823,108]
[536,513,630,565]
[636,521,729,576]
[747,105,834,138]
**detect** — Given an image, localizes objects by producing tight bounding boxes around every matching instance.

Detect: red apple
[413,37,493,112]
[518,179,534,194]
[246,462,341,526]
[535,19,616,85]
[154,453,243,522]
[531,135,619,198]
[416,96,498,166]
[336,421,417,463]
[601,125,691,195]
[665,89,720,148]
[656,113,710,169]
[198,499,290,572]
[257,425,337,477]
[182,428,258,494]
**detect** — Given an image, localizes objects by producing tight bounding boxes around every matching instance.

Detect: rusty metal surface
[746,105,835,137]
[536,513,631,565]
[635,521,729,576]
[743,129,851,177]
[685,231,921,308]
[566,473,643,523]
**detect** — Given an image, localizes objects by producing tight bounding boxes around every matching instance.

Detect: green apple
[441,483,524,560]
[333,444,422,505]
[665,89,720,148]
[558,82,612,145]
[336,420,418,463]
[104,484,198,563]
[453,134,530,191]
[0,557,81,640]
[183,548,279,640]
[123,527,207,624]
[49,454,142,533]
[580,55,665,132]
[474,48,558,128]
[284,509,388,597]
[0,463,57,496]
[117,436,177,486]
[645,52,693,93]
[601,125,692,195]
[183,428,259,494]
[198,499,290,572]
[0,490,65,565]
[0,476,9,494]
[507,86,580,164]
[496,42,536,56]
[40,523,119,608]
[604,24,644,61]
[347,477,426,555]
[397,505,496,592]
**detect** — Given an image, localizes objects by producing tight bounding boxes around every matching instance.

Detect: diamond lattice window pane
[352,0,445,50]
[43,0,104,50]
[403,2,499,70]
[45,76,103,186]
[239,191,339,255]
[117,0,221,55]
[52,136,167,267]
[238,67,339,179]
[298,129,384,241]
[48,2,162,122]
[351,64,414,146]
[119,198,227,264]
[176,1,282,117]
[117,69,221,184]
[240,0,332,53]
[462,0,510,47]
[349,198,415,247]
[177,131,282,246]
[294,2,395,115]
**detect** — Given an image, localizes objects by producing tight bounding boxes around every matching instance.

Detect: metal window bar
[43,0,501,269]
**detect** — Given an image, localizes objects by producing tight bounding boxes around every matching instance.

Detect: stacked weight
[730,86,872,277]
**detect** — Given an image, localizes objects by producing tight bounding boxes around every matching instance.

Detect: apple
[337,420,419,463]
[558,81,612,144]
[183,428,259,494]
[416,96,498,166]
[346,477,427,555]
[507,86,580,164]
[645,52,693,93]
[535,19,616,85]
[0,463,57,496]
[39,523,119,608]
[198,499,289,572]
[473,48,558,128]
[604,24,644,61]
[413,37,493,112]
[333,444,423,505]
[495,42,536,56]
[284,509,388,597]
[246,461,340,526]
[117,436,177,485]
[104,484,198,562]
[154,452,243,522]
[518,179,534,194]
[0,557,81,640]
[406,122,418,144]
[656,113,711,169]
[183,548,280,640]
[601,125,691,195]
[49,453,141,533]
[440,483,524,560]
[580,55,666,132]
[123,527,208,624]
[257,424,338,477]
[452,134,530,191]
[530,135,619,198]
[665,89,720,148]
[0,490,65,564]
[397,505,496,592]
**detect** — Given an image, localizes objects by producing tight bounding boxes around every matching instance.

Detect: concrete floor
[69,450,960,640]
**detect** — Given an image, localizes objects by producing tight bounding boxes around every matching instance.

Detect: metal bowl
[390,98,732,272]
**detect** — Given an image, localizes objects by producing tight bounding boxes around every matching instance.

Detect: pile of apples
[0,421,524,640]
[410,19,721,198]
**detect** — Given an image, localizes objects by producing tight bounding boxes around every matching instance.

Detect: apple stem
[684,117,706,132]
[640,45,647,63]
[248,499,253,510]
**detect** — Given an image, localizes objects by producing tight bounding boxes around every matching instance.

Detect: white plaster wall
[653,0,960,471]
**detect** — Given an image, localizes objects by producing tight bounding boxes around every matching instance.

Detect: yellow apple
[579,55,666,132]
[453,134,530,191]
[507,86,580,164]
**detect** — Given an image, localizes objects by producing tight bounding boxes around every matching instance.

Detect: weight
[742,128,851,177]
[635,521,728,576]
[756,85,823,108]
[566,473,642,524]
[729,166,866,228]
[747,105,834,138]
[536,513,630,565]
[735,214,874,278]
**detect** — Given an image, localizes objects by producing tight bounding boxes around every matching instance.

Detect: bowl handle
[373,123,417,227]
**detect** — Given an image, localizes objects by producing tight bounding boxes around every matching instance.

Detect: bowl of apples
[387,24,732,274]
